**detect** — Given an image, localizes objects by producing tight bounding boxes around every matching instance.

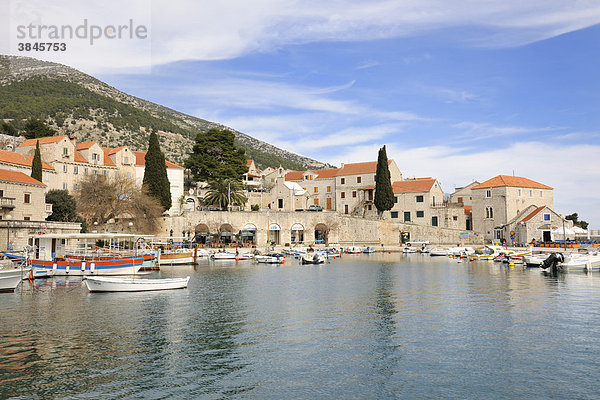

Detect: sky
[3,0,600,226]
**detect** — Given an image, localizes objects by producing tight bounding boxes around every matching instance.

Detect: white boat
[362,247,375,253]
[448,247,475,257]
[211,251,253,260]
[402,246,418,253]
[472,245,505,261]
[84,276,190,292]
[429,248,450,256]
[560,252,600,272]
[524,253,549,268]
[420,247,431,254]
[0,268,30,292]
[301,253,326,264]
[255,253,285,264]
[345,246,362,254]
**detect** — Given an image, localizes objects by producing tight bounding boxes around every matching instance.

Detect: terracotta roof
[464,205,472,215]
[314,168,339,179]
[76,141,96,150]
[102,148,116,167]
[472,175,552,190]
[519,206,546,223]
[108,146,126,155]
[74,151,88,163]
[132,151,183,169]
[0,149,54,171]
[338,160,393,176]
[285,170,307,181]
[392,179,436,193]
[246,173,261,178]
[19,135,68,147]
[0,168,45,186]
[247,160,253,167]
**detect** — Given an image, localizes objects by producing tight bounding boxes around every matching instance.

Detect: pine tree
[374,145,395,217]
[142,132,172,211]
[31,140,43,182]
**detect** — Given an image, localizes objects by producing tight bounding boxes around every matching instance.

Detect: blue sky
[4,0,600,226]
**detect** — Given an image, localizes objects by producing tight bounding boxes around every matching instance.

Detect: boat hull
[0,269,30,292]
[84,276,190,292]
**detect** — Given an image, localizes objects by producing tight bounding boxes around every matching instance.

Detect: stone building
[471,175,554,242]
[506,205,570,245]
[285,168,338,210]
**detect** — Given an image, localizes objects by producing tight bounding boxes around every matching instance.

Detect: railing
[0,197,15,209]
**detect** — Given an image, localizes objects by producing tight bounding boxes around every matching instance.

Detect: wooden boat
[84,276,190,292]
[0,268,30,292]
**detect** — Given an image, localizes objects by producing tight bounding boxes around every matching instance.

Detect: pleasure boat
[301,253,326,264]
[84,276,190,292]
[255,253,285,264]
[429,248,450,257]
[0,268,30,292]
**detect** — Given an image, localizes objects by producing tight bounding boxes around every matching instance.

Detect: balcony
[0,197,15,209]
[45,203,53,216]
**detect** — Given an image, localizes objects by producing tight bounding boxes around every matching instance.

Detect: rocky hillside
[0,55,329,170]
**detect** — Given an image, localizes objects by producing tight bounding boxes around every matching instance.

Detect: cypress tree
[31,140,43,182]
[142,132,172,211]
[374,145,395,218]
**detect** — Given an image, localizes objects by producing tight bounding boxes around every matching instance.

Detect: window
[92,153,99,161]
[485,207,494,219]
[73,183,78,191]
[74,166,78,175]
[486,190,492,198]
[394,196,398,203]
[314,199,319,205]
[432,196,436,207]
[391,211,398,218]
[84,168,88,175]
[63,164,67,173]
[404,212,411,222]
[416,195,424,203]
[544,213,551,221]
[24,193,30,203]
[344,205,349,214]
[0,190,3,197]
[340,178,345,184]
[432,216,438,226]
[416,211,424,218]
[341,192,345,199]
[124,156,129,164]
[529,190,533,197]
[352,191,357,198]
[357,176,361,183]
[326,186,331,193]
[453,216,458,221]
[540,191,543,197]
[62,182,67,190]
[62,147,68,156]
[367,205,372,210]
[23,216,31,221]
[457,197,463,203]
[518,189,521,196]
[278,199,284,209]
[314,187,318,193]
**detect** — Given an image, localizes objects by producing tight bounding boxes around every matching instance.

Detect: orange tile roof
[519,206,546,223]
[246,160,253,167]
[0,168,45,186]
[74,151,88,163]
[102,148,116,167]
[0,149,54,171]
[132,151,183,169]
[464,205,472,215]
[392,178,436,193]
[19,135,68,147]
[108,146,126,155]
[472,175,552,190]
[338,160,393,176]
[76,141,96,150]
[314,168,339,179]
[285,170,307,181]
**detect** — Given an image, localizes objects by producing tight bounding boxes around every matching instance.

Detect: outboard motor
[540,253,564,275]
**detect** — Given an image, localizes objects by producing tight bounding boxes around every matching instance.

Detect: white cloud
[3,0,600,72]
[452,121,562,141]
[324,141,600,227]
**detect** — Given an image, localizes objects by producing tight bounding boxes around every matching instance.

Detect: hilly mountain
[0,55,329,170]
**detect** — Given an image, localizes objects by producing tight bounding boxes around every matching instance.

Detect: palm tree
[204,179,247,210]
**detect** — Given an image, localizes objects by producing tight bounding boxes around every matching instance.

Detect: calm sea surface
[1,254,600,399]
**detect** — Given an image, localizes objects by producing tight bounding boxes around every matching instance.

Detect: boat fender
[52,263,57,272]
[81,261,86,271]
[65,265,70,274]
[28,271,33,280]
[90,263,95,273]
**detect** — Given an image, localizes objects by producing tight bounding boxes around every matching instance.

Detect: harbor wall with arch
[160,211,482,246]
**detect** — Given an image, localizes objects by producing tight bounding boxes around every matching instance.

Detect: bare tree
[77,175,163,234]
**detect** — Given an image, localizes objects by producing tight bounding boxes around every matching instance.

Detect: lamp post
[5,213,12,251]
[562,218,567,251]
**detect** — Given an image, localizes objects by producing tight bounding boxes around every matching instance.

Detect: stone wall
[160,210,482,246]
[0,220,81,251]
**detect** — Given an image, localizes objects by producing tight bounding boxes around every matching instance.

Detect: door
[543,230,551,242]
[344,204,349,214]
[326,198,332,210]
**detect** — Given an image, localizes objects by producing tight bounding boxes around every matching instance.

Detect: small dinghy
[84,276,190,292]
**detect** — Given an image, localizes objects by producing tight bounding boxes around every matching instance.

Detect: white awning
[242,223,257,231]
[291,223,304,231]
[269,224,281,231]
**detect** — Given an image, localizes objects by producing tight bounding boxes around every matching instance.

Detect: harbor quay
[160,210,482,247]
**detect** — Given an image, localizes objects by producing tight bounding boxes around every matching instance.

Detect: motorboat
[524,253,550,268]
[472,245,505,261]
[429,248,450,256]
[448,247,475,257]
[84,276,190,292]
[301,253,326,264]
[419,247,431,254]
[402,246,418,253]
[345,246,362,254]
[362,247,375,254]
[0,268,30,292]
[211,251,253,260]
[255,253,285,264]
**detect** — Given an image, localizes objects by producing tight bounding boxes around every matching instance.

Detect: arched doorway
[219,224,235,244]
[269,223,281,246]
[194,223,210,244]
[291,223,304,243]
[241,223,257,246]
[314,223,328,245]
